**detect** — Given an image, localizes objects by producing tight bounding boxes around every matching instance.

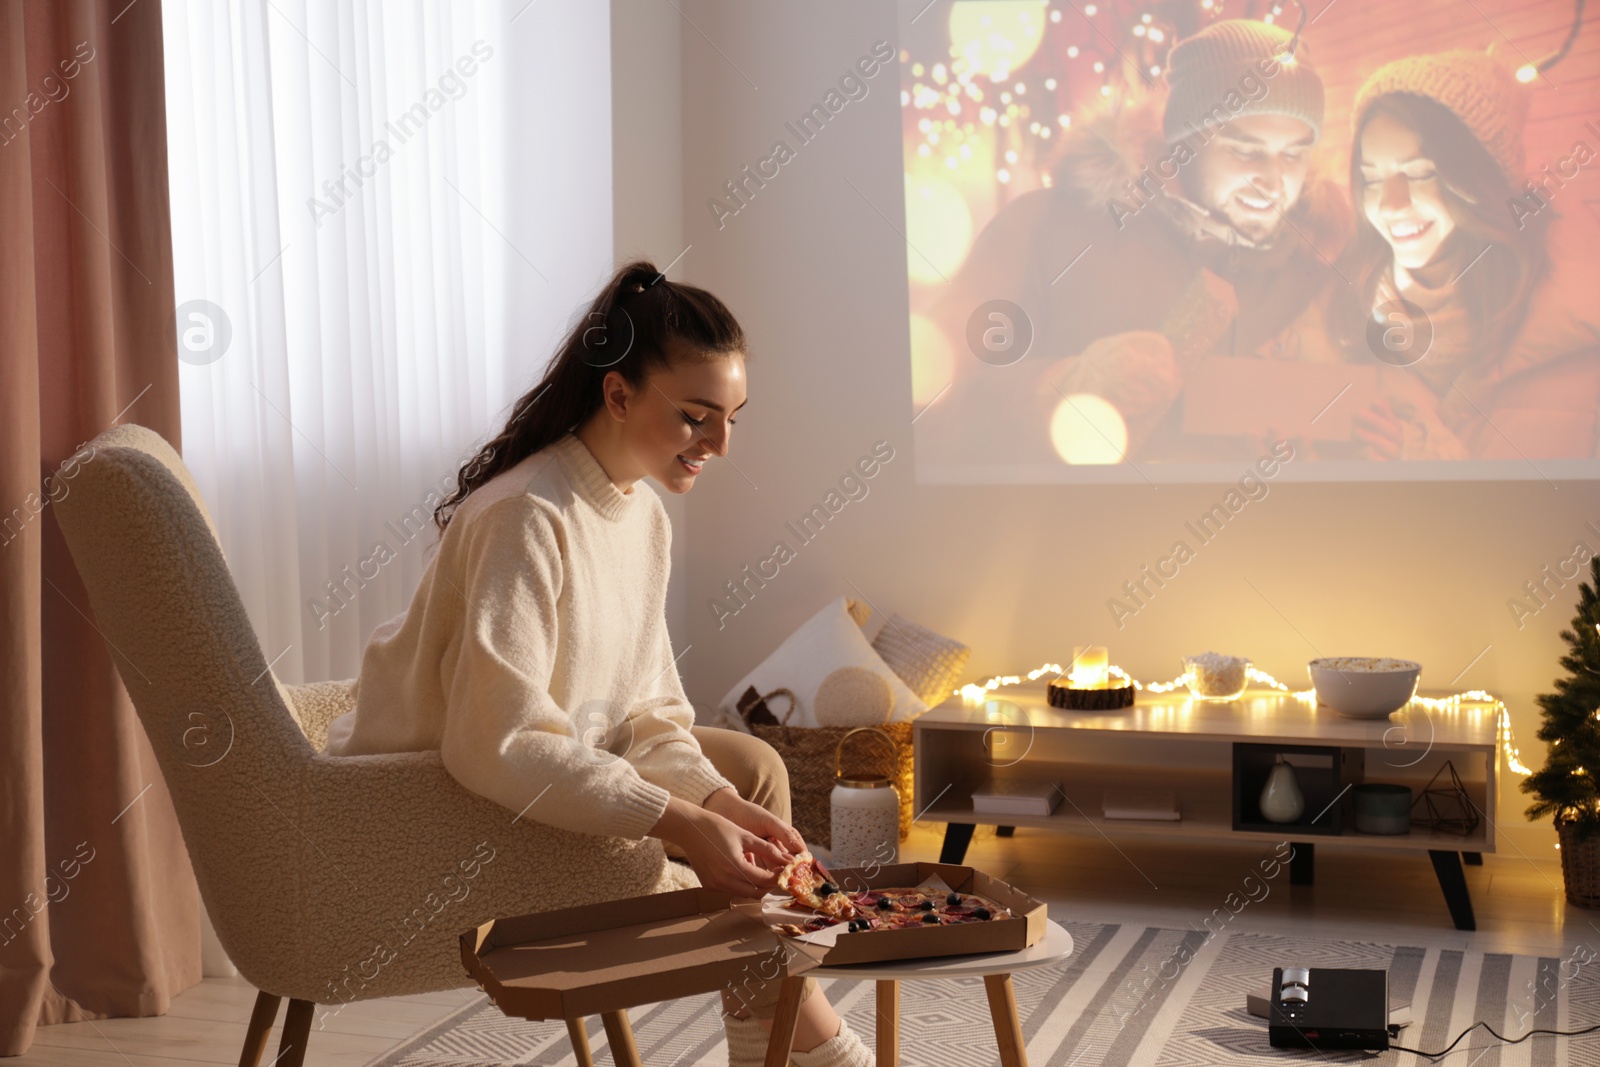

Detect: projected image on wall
[899,0,1599,482]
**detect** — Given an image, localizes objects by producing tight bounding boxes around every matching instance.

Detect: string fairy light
[1516,0,1585,83]
[901,0,1188,179]
[953,663,1533,776]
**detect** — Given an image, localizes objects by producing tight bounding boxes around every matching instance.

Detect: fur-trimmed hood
[1047,88,1350,257]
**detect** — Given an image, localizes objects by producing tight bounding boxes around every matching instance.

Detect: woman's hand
[650,796,792,899]
[1361,371,1470,461]
[704,787,807,857]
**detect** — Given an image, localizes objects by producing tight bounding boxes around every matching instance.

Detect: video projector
[1269,966,1389,1052]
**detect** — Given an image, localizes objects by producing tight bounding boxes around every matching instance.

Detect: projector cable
[1387,1018,1600,1060]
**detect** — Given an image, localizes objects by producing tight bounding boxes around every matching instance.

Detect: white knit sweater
[323,431,734,839]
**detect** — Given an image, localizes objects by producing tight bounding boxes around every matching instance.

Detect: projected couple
[926,18,1599,466]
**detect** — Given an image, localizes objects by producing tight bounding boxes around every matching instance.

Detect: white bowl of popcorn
[1182,652,1251,702]
[1308,657,1420,719]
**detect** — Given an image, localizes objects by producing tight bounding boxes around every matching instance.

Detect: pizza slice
[776,850,857,920]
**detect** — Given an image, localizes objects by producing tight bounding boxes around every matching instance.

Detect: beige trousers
[683,726,821,1021]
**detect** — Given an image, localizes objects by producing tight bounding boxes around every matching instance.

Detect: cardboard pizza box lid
[799,862,1048,967]
[461,887,827,1021]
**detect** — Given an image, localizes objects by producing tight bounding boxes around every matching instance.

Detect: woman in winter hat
[1339,47,1600,460]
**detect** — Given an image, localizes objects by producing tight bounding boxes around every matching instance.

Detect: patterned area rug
[368,922,1593,1065]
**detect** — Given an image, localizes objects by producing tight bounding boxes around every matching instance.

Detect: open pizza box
[770,861,1048,968]
[460,886,828,1021]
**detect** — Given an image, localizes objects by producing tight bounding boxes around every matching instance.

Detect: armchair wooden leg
[237,990,281,1067]
[601,1009,642,1067]
[567,1017,596,1067]
[275,998,315,1067]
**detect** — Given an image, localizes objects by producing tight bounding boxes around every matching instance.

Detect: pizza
[776,850,857,920]
[774,883,1011,940]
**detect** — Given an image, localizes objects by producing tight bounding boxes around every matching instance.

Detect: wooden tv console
[914,682,1500,930]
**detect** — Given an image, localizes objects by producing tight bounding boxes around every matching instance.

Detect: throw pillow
[720,595,927,728]
[871,613,970,706]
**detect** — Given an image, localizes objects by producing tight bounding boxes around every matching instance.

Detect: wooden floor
[10,822,1595,1065]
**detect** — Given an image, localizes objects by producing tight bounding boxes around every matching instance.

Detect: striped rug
[368,922,1596,1065]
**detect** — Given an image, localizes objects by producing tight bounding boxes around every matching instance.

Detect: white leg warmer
[722,1012,873,1067]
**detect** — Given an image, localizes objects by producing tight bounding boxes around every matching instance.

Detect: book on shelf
[970,780,1062,817]
[1101,789,1181,821]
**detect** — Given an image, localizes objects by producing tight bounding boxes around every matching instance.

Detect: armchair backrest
[52,424,319,980]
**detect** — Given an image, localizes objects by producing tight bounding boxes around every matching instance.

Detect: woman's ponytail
[433,261,746,532]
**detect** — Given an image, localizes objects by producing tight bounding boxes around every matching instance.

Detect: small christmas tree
[1522,556,1600,840]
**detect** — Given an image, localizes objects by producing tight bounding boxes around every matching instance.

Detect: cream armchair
[52,425,695,1067]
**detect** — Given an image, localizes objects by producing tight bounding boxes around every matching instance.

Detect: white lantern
[830,727,901,868]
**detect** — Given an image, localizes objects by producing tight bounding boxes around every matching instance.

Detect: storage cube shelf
[1231,744,1359,837]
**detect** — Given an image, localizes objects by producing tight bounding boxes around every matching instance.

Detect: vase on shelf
[1259,755,1305,824]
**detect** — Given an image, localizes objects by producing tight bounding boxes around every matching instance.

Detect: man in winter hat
[923,18,1350,466]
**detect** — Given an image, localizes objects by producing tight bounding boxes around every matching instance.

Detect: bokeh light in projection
[903,1,1183,205]
[908,313,955,407]
[904,174,973,284]
[948,0,1049,81]
[1049,393,1128,464]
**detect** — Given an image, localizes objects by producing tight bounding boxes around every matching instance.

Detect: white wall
[608,0,1592,856]
[503,0,619,394]
[609,0,691,651]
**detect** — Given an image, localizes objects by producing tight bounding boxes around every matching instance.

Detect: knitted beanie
[1163,19,1325,143]
[1352,50,1528,183]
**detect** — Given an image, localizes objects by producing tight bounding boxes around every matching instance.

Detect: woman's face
[1359,109,1457,272]
[621,351,747,493]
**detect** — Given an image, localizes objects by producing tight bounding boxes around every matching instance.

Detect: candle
[1072,645,1108,688]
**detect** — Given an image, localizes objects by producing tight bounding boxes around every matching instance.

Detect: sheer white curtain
[162,0,617,683]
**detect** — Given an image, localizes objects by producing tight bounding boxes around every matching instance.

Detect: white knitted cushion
[871,614,971,706]
[719,596,928,728]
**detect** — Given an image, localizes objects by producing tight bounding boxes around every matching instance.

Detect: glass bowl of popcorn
[1182,652,1251,702]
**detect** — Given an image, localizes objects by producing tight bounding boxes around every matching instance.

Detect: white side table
[803,920,1075,1067]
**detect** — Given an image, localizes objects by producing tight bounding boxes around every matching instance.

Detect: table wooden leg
[567,1017,596,1067]
[940,822,976,864]
[1430,849,1478,931]
[983,973,1029,1067]
[1289,842,1315,885]
[601,1009,642,1067]
[763,976,808,1067]
[875,979,899,1067]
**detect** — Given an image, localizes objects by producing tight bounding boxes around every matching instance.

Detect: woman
[1338,49,1600,460]
[324,262,872,1066]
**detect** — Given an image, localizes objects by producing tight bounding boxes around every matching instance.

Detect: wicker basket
[744,687,914,850]
[1558,818,1600,908]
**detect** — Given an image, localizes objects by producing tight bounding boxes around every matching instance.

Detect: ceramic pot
[1352,783,1412,834]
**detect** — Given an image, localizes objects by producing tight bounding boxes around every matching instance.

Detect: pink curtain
[0,0,199,1054]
